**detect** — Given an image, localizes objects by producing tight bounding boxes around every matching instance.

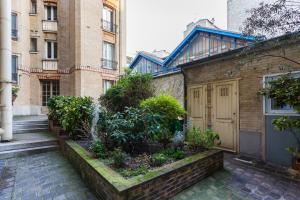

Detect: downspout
[181,67,188,125]
[0,0,13,141]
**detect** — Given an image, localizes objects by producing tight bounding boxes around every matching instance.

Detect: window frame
[41,80,60,106]
[30,37,38,53]
[11,55,18,83]
[103,80,114,94]
[30,0,37,15]
[44,5,57,21]
[102,41,116,69]
[45,40,57,59]
[263,71,300,116]
[102,6,115,33]
[11,13,18,39]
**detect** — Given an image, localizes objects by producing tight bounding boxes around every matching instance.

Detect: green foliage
[187,127,220,150]
[111,148,126,167]
[140,94,185,147]
[105,107,162,152]
[48,96,94,139]
[258,75,300,112]
[12,86,19,96]
[161,148,185,160]
[100,71,154,113]
[90,140,106,159]
[151,153,168,167]
[119,165,149,178]
[258,74,300,154]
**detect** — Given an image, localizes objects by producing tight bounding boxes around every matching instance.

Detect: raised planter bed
[59,138,223,200]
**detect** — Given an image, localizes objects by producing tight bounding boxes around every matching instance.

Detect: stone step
[0,145,59,159]
[13,124,48,130]
[13,128,49,134]
[0,140,58,152]
[13,120,48,126]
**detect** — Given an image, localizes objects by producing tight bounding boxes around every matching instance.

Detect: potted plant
[12,85,19,104]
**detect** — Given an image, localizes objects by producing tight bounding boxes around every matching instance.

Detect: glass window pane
[47,42,52,58]
[53,42,57,58]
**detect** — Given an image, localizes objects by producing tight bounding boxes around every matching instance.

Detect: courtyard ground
[0,151,299,200]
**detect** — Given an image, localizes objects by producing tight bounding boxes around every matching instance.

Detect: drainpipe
[181,67,188,125]
[0,0,13,141]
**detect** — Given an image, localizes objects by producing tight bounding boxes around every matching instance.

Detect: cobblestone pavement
[0,151,97,200]
[173,155,300,200]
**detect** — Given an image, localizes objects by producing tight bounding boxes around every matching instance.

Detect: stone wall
[152,73,184,106]
[59,138,223,200]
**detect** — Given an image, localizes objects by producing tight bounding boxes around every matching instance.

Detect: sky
[126,0,228,57]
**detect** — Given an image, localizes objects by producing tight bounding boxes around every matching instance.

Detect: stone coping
[66,140,222,192]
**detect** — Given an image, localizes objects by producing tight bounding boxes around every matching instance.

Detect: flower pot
[12,94,17,105]
[292,153,300,171]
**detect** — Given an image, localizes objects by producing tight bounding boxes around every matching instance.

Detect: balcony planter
[12,86,19,105]
[292,152,300,171]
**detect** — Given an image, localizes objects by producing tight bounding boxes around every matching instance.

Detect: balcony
[42,20,57,32]
[101,58,118,70]
[42,59,58,71]
[102,20,117,33]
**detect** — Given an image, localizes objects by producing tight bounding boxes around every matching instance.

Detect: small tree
[243,0,300,38]
[258,74,300,156]
[99,70,154,113]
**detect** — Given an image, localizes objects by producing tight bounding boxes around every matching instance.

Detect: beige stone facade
[11,0,126,116]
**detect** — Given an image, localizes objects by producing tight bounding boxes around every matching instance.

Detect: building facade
[11,0,126,116]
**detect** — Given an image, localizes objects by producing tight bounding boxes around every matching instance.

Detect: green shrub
[100,70,154,113]
[187,127,220,150]
[112,148,126,167]
[90,140,106,158]
[160,148,185,160]
[140,94,185,147]
[105,107,161,152]
[48,96,94,139]
[151,153,168,166]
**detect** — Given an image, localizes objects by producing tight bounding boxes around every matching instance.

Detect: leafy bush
[105,107,162,152]
[90,140,106,158]
[160,148,185,160]
[151,153,168,166]
[187,127,220,150]
[12,85,20,96]
[100,70,154,113]
[48,96,94,139]
[112,148,126,167]
[140,94,185,147]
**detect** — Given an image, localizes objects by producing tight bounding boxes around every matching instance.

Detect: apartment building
[11,0,126,116]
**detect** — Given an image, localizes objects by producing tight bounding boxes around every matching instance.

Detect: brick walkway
[0,151,97,200]
[1,151,300,200]
[173,155,300,200]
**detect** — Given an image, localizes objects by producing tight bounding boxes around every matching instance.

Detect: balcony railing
[42,20,57,32]
[11,29,18,39]
[101,58,118,70]
[43,59,58,71]
[102,19,117,33]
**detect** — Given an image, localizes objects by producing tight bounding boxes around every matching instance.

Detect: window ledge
[29,13,37,16]
[42,59,58,61]
[264,113,300,117]
[30,51,38,54]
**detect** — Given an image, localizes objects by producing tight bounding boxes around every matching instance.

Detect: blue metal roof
[163,26,256,66]
[129,52,163,68]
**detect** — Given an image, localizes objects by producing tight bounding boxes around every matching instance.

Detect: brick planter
[59,139,223,200]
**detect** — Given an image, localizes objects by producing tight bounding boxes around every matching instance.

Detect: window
[11,13,17,39]
[30,38,38,52]
[264,72,300,115]
[45,41,57,59]
[41,80,59,106]
[12,55,18,83]
[30,0,37,14]
[103,80,114,94]
[102,6,115,32]
[102,41,116,69]
[45,6,57,21]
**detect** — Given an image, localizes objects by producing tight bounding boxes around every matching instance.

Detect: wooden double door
[187,80,239,152]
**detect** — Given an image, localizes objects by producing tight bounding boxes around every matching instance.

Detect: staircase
[0,115,59,159]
